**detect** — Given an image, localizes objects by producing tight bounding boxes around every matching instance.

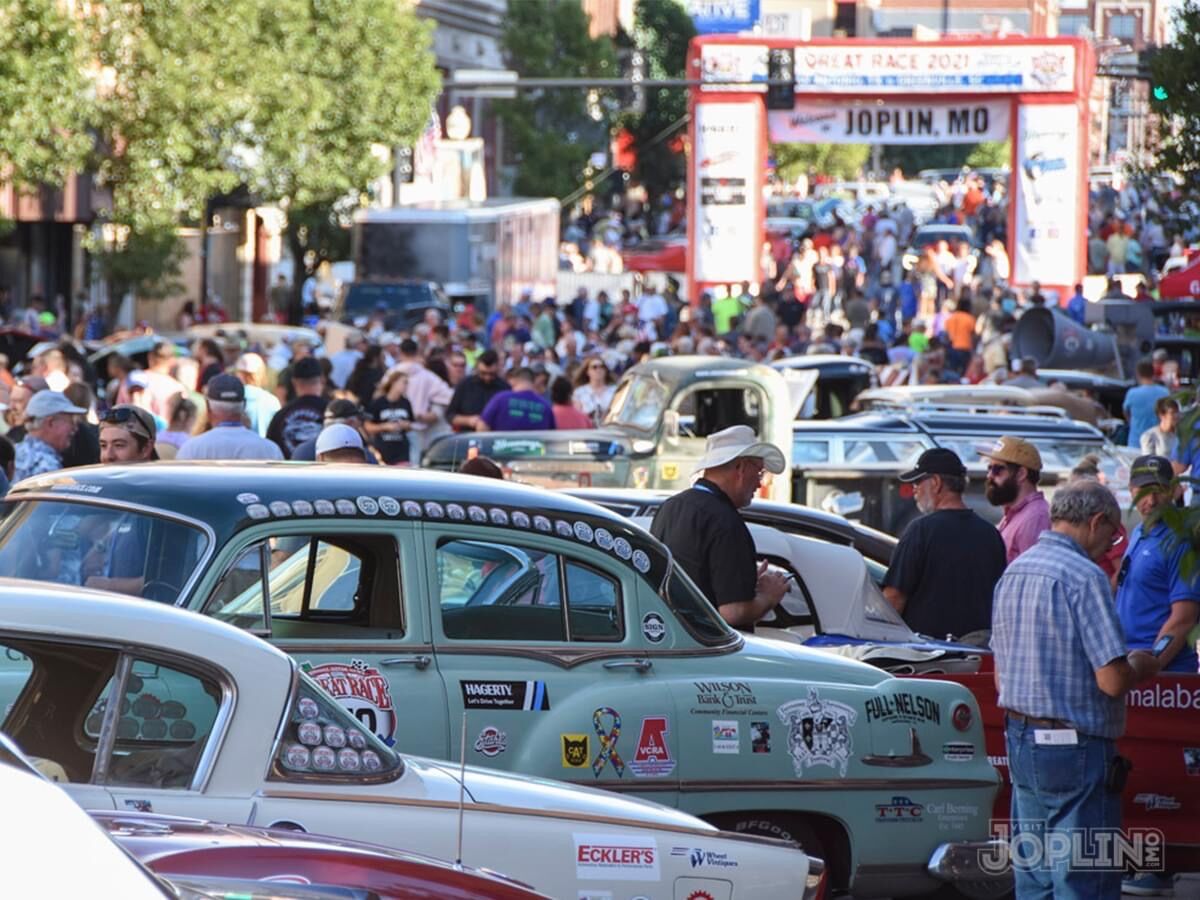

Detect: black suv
[334,279,451,331]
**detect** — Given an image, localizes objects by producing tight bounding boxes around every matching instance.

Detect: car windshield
[661,562,735,646]
[603,374,668,432]
[0,500,207,603]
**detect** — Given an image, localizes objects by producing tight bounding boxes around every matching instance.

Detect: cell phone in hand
[1151,634,1173,657]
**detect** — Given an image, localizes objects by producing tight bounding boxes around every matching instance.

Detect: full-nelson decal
[864,692,941,726]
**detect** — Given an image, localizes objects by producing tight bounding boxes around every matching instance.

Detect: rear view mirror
[821,491,865,519]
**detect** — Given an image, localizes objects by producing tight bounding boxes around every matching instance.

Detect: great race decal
[303,660,397,746]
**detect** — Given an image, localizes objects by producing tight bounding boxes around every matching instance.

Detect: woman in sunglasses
[572,355,615,427]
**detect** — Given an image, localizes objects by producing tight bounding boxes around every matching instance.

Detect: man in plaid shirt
[992,480,1160,898]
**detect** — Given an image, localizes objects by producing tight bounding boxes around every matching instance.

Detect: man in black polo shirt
[651,425,789,631]
[883,447,1006,640]
[445,349,510,432]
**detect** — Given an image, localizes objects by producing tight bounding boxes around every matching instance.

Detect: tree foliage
[619,0,696,200]
[880,140,1010,178]
[496,0,618,198]
[772,143,871,182]
[0,0,94,189]
[1150,0,1200,176]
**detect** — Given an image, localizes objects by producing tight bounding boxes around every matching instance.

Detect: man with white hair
[13,391,86,481]
[650,425,789,631]
[177,375,283,460]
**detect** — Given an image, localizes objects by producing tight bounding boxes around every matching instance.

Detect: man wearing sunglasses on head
[979,435,1050,564]
[99,404,158,464]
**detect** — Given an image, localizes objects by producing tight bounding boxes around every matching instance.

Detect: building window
[1058,13,1089,35]
[1106,13,1139,41]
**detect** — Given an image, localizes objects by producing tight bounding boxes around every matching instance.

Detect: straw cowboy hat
[694,425,786,475]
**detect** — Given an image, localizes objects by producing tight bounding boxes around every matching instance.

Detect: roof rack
[865,400,1071,420]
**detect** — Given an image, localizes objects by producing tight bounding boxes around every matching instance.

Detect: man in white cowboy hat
[650,424,789,631]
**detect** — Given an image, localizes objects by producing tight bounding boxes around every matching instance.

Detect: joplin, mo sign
[686,36,1094,298]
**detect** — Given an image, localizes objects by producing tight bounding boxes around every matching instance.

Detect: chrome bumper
[927,841,1013,898]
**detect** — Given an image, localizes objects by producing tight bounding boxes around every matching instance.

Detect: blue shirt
[1116,521,1200,673]
[1066,292,1087,325]
[481,389,556,431]
[1123,383,1169,448]
[992,530,1129,738]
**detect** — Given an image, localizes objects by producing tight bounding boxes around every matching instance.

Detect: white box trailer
[352,198,560,315]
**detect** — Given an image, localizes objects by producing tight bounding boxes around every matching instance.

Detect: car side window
[437,538,623,643]
[204,533,403,637]
[102,658,222,790]
[793,439,830,464]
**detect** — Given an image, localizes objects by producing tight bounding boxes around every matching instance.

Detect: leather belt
[1006,711,1072,729]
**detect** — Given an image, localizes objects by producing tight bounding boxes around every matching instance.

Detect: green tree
[772,144,871,182]
[619,0,696,201]
[0,0,94,189]
[1150,0,1200,175]
[496,0,618,199]
[880,140,1010,178]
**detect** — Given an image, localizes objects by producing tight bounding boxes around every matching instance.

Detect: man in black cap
[267,356,327,458]
[178,374,283,460]
[289,398,378,464]
[883,447,1007,639]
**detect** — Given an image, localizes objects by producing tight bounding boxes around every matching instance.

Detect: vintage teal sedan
[0,464,1007,897]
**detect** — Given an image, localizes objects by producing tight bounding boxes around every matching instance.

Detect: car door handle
[380,655,432,670]
[603,658,652,673]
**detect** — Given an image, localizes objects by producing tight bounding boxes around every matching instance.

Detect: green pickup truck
[0,464,1007,897]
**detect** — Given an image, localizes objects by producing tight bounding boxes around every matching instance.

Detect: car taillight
[803,858,828,900]
[951,702,973,732]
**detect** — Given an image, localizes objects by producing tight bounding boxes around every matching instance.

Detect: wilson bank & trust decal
[690,681,767,717]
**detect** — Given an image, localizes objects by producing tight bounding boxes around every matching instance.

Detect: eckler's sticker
[269,501,292,517]
[631,550,651,573]
[356,496,379,515]
[378,496,401,516]
[313,500,335,515]
[629,716,675,777]
[474,725,507,757]
[461,680,551,711]
[562,733,590,768]
[512,511,531,528]
[942,741,976,762]
[751,720,771,753]
[778,688,857,777]
[712,720,739,754]
[613,538,632,560]
[236,492,259,504]
[594,528,614,550]
[446,503,466,520]
[642,612,666,643]
[402,500,422,517]
[305,659,398,746]
[246,504,269,520]
[573,833,659,882]
[335,499,356,515]
[291,500,314,516]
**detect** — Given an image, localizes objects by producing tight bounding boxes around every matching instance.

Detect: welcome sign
[769,99,1010,144]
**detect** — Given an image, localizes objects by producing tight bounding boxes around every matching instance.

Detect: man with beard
[883,448,1006,639]
[979,436,1050,564]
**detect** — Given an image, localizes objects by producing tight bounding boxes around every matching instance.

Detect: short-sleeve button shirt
[1116,521,1200,673]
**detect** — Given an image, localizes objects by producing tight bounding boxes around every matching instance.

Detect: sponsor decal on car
[671,846,739,869]
[1134,793,1181,811]
[691,681,766,716]
[629,716,675,777]
[876,796,924,823]
[303,659,397,745]
[925,800,978,831]
[474,725,507,757]
[711,720,739,754]
[863,692,941,725]
[562,733,591,768]
[942,741,976,762]
[751,720,771,753]
[778,688,856,777]
[460,680,550,711]
[642,612,666,643]
[592,707,625,777]
[573,833,659,881]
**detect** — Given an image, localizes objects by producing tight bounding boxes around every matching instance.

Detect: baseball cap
[234,353,265,375]
[100,404,157,441]
[293,357,323,380]
[976,436,1043,472]
[25,391,86,420]
[1129,454,1174,489]
[315,423,364,457]
[324,399,364,423]
[206,373,245,403]
[899,447,967,483]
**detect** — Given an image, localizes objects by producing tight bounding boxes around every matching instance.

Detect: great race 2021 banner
[768,99,1011,145]
[1014,103,1081,287]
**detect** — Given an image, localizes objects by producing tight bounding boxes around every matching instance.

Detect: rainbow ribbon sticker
[591,706,624,777]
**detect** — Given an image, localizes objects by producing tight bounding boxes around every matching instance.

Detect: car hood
[423,758,715,834]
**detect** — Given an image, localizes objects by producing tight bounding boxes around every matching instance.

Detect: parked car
[901,224,974,271]
[99,810,549,899]
[0,580,822,899]
[0,464,1004,898]
[773,355,877,420]
[333,279,451,332]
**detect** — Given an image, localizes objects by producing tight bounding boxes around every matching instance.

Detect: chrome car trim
[861,728,933,768]
[91,654,133,786]
[6,492,217,605]
[572,777,998,793]
[263,661,301,784]
[190,665,237,793]
[272,642,433,655]
[927,840,1013,885]
[432,644,741,669]
[258,788,731,838]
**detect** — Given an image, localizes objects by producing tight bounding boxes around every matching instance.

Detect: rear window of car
[343,282,435,316]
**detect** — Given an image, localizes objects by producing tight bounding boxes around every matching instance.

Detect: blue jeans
[1005,718,1121,899]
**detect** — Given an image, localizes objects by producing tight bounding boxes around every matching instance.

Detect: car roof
[792,410,1103,440]
[792,412,923,434]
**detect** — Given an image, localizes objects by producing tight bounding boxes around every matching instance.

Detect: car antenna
[455,709,468,868]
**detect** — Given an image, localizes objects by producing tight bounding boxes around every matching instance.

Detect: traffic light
[1153,84,1168,102]
[395,146,414,184]
[767,48,795,111]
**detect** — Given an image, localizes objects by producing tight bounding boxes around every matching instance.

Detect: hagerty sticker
[460,680,551,711]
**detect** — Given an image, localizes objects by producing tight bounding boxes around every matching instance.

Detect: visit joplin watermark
[979,821,1165,874]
